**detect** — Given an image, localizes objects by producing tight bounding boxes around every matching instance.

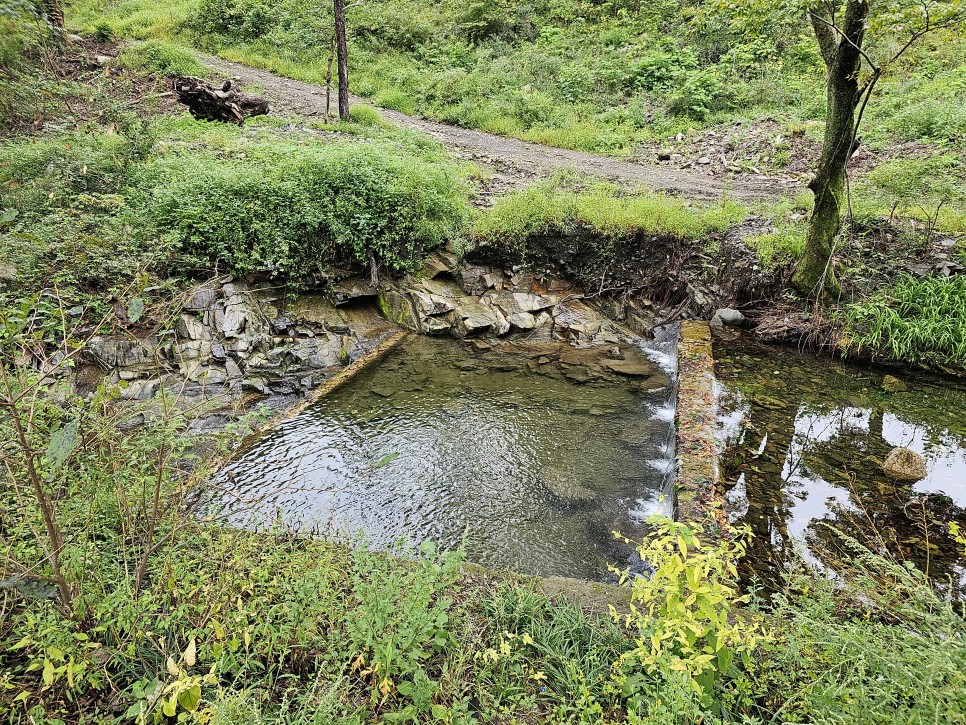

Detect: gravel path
[201,55,796,203]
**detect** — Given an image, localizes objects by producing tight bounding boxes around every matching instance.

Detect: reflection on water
[716,335,966,592]
[213,336,676,580]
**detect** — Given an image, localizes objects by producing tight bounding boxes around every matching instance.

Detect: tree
[37,0,63,28]
[334,0,349,122]
[790,0,964,296]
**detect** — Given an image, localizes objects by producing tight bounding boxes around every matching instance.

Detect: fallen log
[173,76,269,125]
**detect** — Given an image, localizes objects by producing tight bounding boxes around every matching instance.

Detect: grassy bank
[65,0,966,156]
[0,109,469,317]
[66,0,966,222]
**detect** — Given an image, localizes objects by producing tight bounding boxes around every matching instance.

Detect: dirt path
[202,55,797,203]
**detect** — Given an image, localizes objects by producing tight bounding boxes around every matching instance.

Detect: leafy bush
[142,141,468,277]
[2,115,469,289]
[665,68,730,120]
[118,39,208,77]
[196,0,278,41]
[613,518,769,715]
[626,48,699,93]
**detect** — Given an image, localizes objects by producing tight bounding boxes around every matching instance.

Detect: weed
[613,517,769,716]
[845,274,966,369]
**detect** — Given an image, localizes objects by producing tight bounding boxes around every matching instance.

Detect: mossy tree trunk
[792,1,870,296]
[40,0,64,28]
[334,0,350,122]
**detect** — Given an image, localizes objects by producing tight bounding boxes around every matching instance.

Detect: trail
[201,55,796,203]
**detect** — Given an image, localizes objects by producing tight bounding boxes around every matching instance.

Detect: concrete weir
[674,321,725,534]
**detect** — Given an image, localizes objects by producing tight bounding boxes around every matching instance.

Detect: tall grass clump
[472,181,745,245]
[845,274,966,369]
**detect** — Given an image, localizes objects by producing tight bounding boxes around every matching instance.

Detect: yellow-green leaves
[612,516,770,701]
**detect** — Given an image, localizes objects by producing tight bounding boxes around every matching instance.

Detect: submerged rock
[882,447,928,482]
[599,358,656,378]
[882,374,908,393]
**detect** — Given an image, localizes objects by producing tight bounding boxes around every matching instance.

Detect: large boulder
[882,447,928,482]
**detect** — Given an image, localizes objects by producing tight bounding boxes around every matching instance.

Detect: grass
[2,52,966,722]
[3,345,965,723]
[472,180,746,244]
[118,38,209,76]
[742,193,812,270]
[63,0,966,156]
[845,274,966,370]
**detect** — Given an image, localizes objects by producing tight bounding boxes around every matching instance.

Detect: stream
[213,335,677,581]
[716,334,966,594]
[211,321,966,590]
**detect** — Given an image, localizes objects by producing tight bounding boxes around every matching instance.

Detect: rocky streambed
[209,333,677,581]
[66,248,687,580]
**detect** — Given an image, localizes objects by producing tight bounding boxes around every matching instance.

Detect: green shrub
[141,141,468,277]
[1,114,468,292]
[345,543,462,716]
[665,68,730,120]
[0,120,155,217]
[196,0,278,40]
[118,39,208,77]
[613,517,769,715]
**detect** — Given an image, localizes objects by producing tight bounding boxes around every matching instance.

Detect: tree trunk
[334,0,350,122]
[41,0,64,28]
[793,1,869,296]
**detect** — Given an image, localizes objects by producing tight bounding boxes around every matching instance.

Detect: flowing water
[214,335,677,580]
[715,335,966,593]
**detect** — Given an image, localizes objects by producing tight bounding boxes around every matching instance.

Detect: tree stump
[173,77,269,125]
